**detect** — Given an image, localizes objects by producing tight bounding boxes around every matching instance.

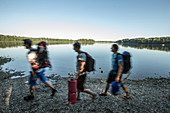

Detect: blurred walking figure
[73,42,96,101]
[99,44,130,99]
[23,39,56,101]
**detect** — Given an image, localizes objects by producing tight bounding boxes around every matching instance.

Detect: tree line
[115,37,170,44]
[0,34,74,42]
[0,34,96,44]
[0,34,100,48]
[121,43,170,52]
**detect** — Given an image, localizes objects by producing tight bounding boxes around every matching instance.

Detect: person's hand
[31,71,37,80]
[116,77,120,83]
[49,65,52,70]
[76,75,79,80]
[49,63,52,68]
[31,71,35,74]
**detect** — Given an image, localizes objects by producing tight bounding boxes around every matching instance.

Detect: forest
[0,34,98,48]
[115,37,170,44]
[0,34,73,42]
[0,34,96,45]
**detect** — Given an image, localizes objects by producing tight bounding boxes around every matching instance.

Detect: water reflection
[119,43,170,52]
[0,43,170,79]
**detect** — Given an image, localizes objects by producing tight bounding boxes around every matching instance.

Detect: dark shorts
[77,74,86,91]
[106,70,122,83]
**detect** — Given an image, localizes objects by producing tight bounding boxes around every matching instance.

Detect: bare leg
[99,83,110,96]
[24,86,35,101]
[120,80,130,98]
[83,89,96,100]
[44,81,56,96]
[44,81,54,89]
[104,83,110,94]
[30,86,35,96]
[83,89,95,95]
[77,89,81,100]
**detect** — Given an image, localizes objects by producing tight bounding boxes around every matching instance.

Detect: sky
[0,0,170,41]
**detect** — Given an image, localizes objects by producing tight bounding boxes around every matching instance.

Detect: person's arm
[76,61,86,79]
[116,62,124,82]
[116,54,124,82]
[76,53,86,79]
[27,52,39,69]
[79,61,86,73]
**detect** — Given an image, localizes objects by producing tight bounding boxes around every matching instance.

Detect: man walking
[73,42,96,101]
[23,39,56,101]
[99,44,130,99]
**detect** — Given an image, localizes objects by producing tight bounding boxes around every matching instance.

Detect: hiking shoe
[92,94,97,101]
[123,95,130,99]
[77,98,81,101]
[99,93,107,96]
[24,95,34,101]
[51,89,56,96]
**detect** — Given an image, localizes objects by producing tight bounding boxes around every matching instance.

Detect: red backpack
[37,41,51,68]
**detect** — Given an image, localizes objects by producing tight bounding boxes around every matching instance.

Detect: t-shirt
[27,48,37,63]
[27,48,39,70]
[76,51,86,72]
[112,53,123,74]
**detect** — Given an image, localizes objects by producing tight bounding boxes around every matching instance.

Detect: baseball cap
[23,39,32,45]
[73,42,81,48]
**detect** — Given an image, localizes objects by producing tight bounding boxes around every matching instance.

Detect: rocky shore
[0,57,169,113]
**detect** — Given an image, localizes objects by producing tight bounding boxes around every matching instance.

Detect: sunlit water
[0,43,170,80]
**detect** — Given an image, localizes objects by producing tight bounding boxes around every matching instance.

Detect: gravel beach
[0,57,169,113]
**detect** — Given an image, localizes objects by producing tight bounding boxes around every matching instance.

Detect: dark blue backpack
[117,51,131,74]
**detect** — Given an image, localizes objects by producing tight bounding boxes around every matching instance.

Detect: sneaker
[24,95,34,101]
[77,98,81,101]
[51,89,56,96]
[92,94,97,101]
[99,93,107,96]
[123,95,130,99]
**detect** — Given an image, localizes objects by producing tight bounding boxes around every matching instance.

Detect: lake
[0,43,170,80]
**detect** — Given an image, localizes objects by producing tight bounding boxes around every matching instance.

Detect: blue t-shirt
[112,53,123,73]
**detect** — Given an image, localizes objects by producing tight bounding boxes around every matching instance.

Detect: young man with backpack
[73,42,96,101]
[23,39,56,101]
[99,44,130,99]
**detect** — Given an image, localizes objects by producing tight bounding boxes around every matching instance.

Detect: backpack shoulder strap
[31,48,37,51]
[116,53,122,65]
[80,51,87,55]
[79,51,88,58]
[77,51,87,61]
[116,53,121,58]
[28,48,37,54]
[117,53,121,56]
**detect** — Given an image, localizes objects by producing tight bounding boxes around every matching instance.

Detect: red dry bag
[68,79,77,104]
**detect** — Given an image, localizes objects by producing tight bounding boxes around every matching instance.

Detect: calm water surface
[0,43,170,79]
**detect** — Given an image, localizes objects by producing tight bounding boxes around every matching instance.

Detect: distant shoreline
[0,34,114,43]
[115,37,170,45]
